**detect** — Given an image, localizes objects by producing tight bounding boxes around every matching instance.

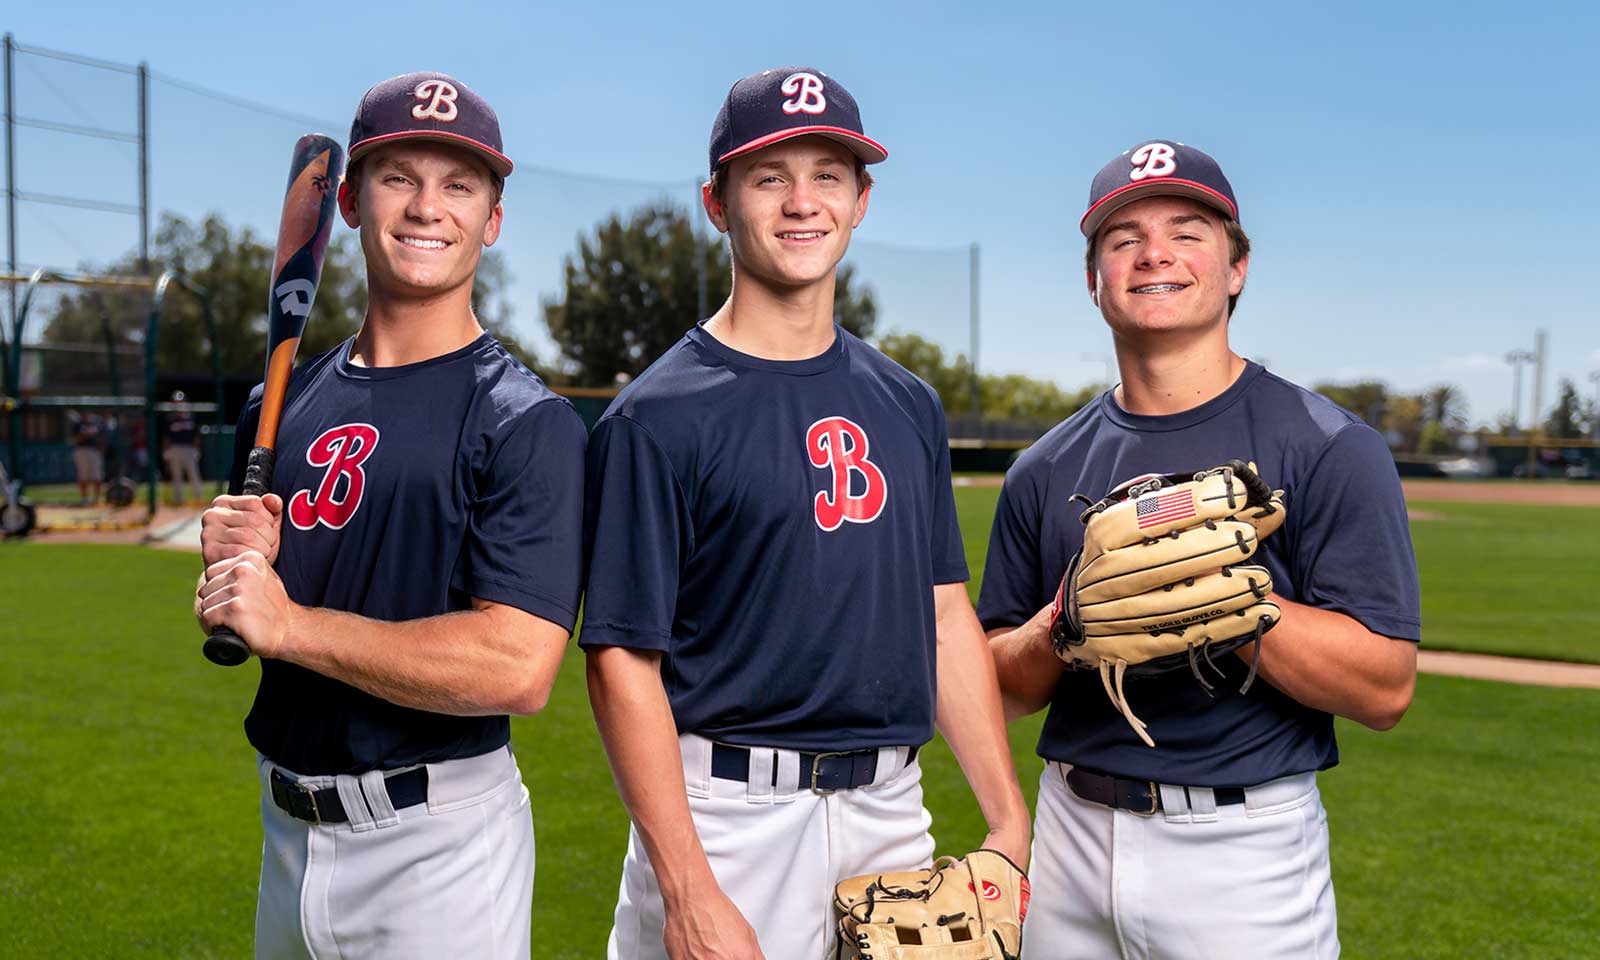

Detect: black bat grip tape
[203,446,275,667]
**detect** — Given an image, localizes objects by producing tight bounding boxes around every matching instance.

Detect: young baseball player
[979,140,1422,958]
[163,392,202,505]
[581,67,1031,960]
[194,72,585,960]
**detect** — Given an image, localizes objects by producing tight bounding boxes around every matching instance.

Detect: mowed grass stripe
[1407,500,1600,664]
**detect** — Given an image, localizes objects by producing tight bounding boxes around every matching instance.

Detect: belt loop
[1186,785,1220,822]
[334,775,375,832]
[679,734,713,797]
[874,746,900,786]
[746,748,776,805]
[360,769,401,828]
[773,749,801,802]
[1158,783,1192,824]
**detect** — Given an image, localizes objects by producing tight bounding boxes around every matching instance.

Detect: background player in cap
[194,72,586,959]
[978,140,1422,958]
[581,67,1031,960]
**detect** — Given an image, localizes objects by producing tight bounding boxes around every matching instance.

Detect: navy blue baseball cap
[348,71,513,179]
[1080,140,1237,237]
[709,67,887,176]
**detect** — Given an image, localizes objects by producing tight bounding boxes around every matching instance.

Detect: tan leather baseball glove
[835,849,1029,959]
[1049,460,1287,746]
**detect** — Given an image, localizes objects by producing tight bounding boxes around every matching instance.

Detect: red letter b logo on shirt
[806,416,887,532]
[289,423,380,531]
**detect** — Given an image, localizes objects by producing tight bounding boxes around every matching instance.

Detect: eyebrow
[1101,213,1215,235]
[748,154,845,174]
[375,158,485,182]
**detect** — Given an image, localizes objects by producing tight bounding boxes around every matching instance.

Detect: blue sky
[6,0,1598,428]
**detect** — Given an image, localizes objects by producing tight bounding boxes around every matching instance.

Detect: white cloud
[1438,353,1504,372]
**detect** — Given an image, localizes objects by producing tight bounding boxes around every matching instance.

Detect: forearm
[1245,594,1417,730]
[278,600,567,716]
[934,588,1031,853]
[585,647,716,903]
[986,605,1066,722]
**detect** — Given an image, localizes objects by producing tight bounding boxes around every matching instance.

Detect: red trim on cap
[349,130,514,176]
[1079,178,1236,235]
[718,125,888,165]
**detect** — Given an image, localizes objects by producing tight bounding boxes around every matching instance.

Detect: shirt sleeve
[577,415,691,652]
[452,399,587,632]
[1286,423,1422,642]
[928,402,969,585]
[976,464,1046,631]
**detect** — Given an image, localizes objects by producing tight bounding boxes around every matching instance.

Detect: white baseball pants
[1021,762,1338,959]
[253,746,535,960]
[606,734,934,960]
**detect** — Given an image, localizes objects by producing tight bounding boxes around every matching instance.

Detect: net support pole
[968,242,981,417]
[693,179,707,323]
[4,34,17,387]
[137,61,150,274]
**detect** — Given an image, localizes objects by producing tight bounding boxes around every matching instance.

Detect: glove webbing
[1097,614,1272,749]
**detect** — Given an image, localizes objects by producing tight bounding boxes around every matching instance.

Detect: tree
[1412,382,1468,454]
[542,203,877,385]
[41,211,527,384]
[877,332,1098,422]
[1545,379,1585,439]
[1313,380,1388,428]
[876,332,970,404]
[1422,383,1468,430]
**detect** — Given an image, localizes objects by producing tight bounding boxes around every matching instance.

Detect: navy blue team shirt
[977,362,1421,787]
[580,324,968,751]
[229,333,586,776]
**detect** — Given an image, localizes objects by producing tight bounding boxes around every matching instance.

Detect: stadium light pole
[1505,350,1535,433]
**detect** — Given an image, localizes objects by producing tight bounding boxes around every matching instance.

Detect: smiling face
[338,142,502,301]
[704,136,869,291]
[1088,195,1248,340]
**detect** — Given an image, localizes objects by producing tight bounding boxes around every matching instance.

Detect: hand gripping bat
[204,135,344,667]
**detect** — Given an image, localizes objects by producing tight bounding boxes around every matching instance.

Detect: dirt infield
[1417,650,1600,689]
[1401,479,1600,507]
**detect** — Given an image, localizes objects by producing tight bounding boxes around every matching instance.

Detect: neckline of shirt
[1098,361,1265,433]
[686,320,845,376]
[334,332,496,382]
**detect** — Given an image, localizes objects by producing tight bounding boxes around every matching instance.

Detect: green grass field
[1408,500,1600,663]
[2,491,1597,956]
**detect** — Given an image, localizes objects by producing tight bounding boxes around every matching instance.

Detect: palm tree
[1423,383,1468,429]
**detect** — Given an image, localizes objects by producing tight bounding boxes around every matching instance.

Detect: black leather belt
[269,767,430,824]
[710,743,918,794]
[1065,766,1245,816]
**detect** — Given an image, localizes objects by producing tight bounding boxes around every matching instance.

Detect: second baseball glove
[1049,460,1286,746]
[835,849,1029,960]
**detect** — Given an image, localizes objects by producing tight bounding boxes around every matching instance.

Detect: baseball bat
[204,134,344,667]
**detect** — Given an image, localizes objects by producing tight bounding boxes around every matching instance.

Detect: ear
[850,183,871,229]
[1228,252,1249,296]
[702,182,729,235]
[1086,268,1099,307]
[338,181,361,229]
[481,201,503,248]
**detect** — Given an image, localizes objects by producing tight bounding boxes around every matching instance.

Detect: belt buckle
[810,751,849,795]
[1136,780,1159,816]
[279,774,322,825]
